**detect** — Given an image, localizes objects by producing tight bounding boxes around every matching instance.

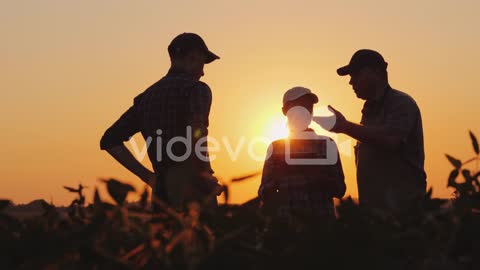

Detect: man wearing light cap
[100,33,221,210]
[329,49,426,213]
[259,87,346,221]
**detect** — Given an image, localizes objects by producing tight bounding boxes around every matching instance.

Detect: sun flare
[264,116,289,142]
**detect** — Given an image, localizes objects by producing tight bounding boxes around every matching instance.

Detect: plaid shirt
[100,68,213,174]
[258,130,346,220]
[355,85,426,210]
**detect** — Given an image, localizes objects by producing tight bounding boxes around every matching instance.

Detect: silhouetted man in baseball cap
[329,49,426,213]
[100,33,222,211]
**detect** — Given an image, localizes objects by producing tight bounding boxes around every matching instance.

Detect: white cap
[282,86,319,105]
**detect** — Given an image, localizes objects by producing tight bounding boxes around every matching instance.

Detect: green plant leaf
[102,178,136,206]
[469,130,479,155]
[445,154,462,169]
[63,186,78,193]
[447,169,459,188]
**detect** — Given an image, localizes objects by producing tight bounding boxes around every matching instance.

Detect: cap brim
[308,93,319,104]
[205,51,220,64]
[337,65,351,76]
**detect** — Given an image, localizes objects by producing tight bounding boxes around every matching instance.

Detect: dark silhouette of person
[100,33,221,210]
[329,49,426,213]
[259,87,346,222]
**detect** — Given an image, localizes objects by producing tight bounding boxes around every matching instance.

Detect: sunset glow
[1,0,480,206]
[265,116,289,142]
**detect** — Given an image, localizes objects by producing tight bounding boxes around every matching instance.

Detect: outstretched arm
[328,105,408,151]
[338,121,402,150]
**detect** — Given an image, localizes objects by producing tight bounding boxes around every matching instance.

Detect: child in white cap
[258,87,346,222]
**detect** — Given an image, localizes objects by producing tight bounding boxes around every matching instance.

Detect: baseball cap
[337,49,388,76]
[168,33,220,64]
[283,87,319,105]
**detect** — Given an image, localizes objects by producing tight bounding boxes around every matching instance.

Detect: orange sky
[2,0,480,206]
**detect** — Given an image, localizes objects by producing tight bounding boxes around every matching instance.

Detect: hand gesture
[328,105,348,133]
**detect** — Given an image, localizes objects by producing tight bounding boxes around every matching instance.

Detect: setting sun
[264,116,289,142]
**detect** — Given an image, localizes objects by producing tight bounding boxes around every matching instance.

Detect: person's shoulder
[188,81,212,102]
[388,87,420,110]
[268,138,289,154]
[195,80,211,89]
[271,138,286,148]
[195,80,212,92]
[389,87,416,103]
